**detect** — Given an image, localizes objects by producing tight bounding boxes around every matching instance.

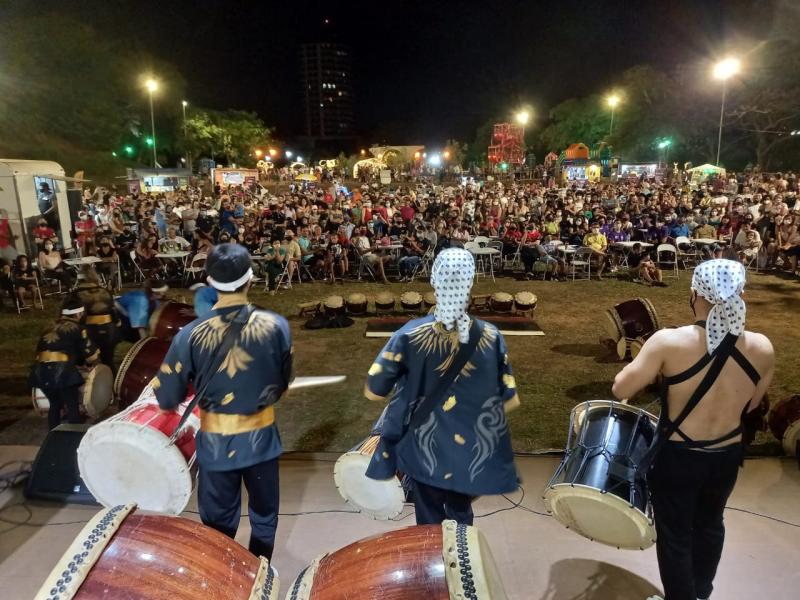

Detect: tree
[444,139,468,166]
[185,109,274,166]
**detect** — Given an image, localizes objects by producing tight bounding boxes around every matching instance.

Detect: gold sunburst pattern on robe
[406,320,497,376]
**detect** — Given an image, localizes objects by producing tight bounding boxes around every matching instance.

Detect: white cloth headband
[691,259,746,354]
[207,268,253,292]
[431,248,475,344]
[62,307,84,315]
[151,283,169,293]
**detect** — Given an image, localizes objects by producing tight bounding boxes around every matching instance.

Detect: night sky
[8,0,786,145]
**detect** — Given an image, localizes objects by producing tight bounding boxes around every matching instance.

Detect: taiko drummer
[613,259,774,600]
[363,248,520,525]
[154,244,293,561]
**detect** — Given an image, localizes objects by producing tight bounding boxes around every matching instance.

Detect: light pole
[182,100,189,170]
[712,57,740,166]
[606,94,620,136]
[145,79,158,168]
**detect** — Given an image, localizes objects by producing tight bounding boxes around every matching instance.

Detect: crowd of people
[2,169,799,310]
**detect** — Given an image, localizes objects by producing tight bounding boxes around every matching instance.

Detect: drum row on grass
[35,505,506,600]
[300,290,538,319]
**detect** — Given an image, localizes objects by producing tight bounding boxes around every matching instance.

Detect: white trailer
[0,159,76,261]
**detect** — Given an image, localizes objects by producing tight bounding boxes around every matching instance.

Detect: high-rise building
[300,42,354,139]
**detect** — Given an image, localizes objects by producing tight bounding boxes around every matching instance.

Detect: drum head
[442,521,509,600]
[31,388,48,416]
[544,484,656,550]
[603,308,624,342]
[616,337,629,360]
[571,399,658,437]
[783,419,800,456]
[78,421,193,515]
[333,451,405,520]
[82,364,113,418]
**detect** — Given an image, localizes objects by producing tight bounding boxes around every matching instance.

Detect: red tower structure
[487,123,525,166]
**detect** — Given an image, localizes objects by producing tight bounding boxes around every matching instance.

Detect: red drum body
[768,395,800,456]
[148,300,196,341]
[603,298,660,343]
[78,388,199,515]
[287,521,507,600]
[114,337,171,409]
[33,504,279,600]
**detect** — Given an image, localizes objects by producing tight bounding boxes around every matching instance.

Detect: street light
[606,94,620,136]
[144,78,159,168]
[515,110,530,126]
[181,100,189,170]
[296,155,303,162]
[443,150,450,160]
[254,149,263,158]
[285,151,293,159]
[268,148,277,157]
[712,57,741,166]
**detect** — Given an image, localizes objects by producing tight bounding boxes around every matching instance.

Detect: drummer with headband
[612,259,774,600]
[29,294,99,429]
[154,244,293,561]
[363,247,520,525]
[115,279,169,341]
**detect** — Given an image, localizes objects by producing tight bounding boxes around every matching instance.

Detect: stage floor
[1,445,798,599]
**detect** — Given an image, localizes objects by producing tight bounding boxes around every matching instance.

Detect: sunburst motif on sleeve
[190,316,228,352]
[43,330,59,344]
[241,311,278,345]
[57,321,79,335]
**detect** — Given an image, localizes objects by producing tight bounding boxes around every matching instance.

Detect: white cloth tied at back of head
[691,259,746,354]
[430,248,475,343]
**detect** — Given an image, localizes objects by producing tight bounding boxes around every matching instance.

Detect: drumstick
[288,375,346,390]
[620,398,630,404]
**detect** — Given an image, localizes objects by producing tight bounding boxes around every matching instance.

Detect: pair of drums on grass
[768,395,800,456]
[544,399,658,550]
[489,291,537,314]
[603,298,660,360]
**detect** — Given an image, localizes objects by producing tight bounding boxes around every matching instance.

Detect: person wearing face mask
[614,260,774,600]
[38,237,75,289]
[75,211,96,256]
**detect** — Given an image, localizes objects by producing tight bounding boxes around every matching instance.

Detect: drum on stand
[768,395,800,456]
[113,336,171,409]
[286,520,507,600]
[31,364,113,419]
[333,435,407,520]
[374,292,396,313]
[322,295,345,316]
[33,504,279,600]
[77,385,199,515]
[400,291,423,312]
[603,298,660,343]
[544,399,658,550]
[489,292,514,313]
[423,291,437,311]
[148,300,196,341]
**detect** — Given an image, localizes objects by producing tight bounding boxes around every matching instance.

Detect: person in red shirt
[74,211,96,255]
[400,198,415,223]
[32,219,57,250]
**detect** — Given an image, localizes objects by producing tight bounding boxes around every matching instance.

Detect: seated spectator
[352,228,390,283]
[692,217,721,259]
[32,218,58,251]
[522,235,566,281]
[281,230,303,283]
[323,231,348,283]
[398,230,430,282]
[12,254,38,308]
[135,236,163,279]
[0,262,15,305]
[777,214,799,273]
[159,227,190,253]
[583,223,608,280]
[94,236,119,288]
[737,228,762,265]
[38,240,74,289]
[262,239,286,294]
[628,243,667,287]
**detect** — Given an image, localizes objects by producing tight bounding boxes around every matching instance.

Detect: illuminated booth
[127,168,190,194]
[0,159,79,259]
[556,143,603,183]
[210,167,259,189]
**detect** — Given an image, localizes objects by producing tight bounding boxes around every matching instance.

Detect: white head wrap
[691,259,746,354]
[430,248,475,343]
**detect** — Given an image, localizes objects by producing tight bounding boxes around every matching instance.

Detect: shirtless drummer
[612,259,774,600]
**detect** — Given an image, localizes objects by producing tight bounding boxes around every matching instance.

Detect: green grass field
[2,271,798,452]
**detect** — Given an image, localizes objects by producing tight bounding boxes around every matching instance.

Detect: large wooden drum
[148,300,196,341]
[78,386,199,515]
[603,298,660,343]
[489,292,514,313]
[114,337,171,409]
[33,504,279,600]
[768,395,800,456]
[286,520,507,600]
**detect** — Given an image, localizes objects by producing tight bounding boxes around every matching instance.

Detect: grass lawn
[1,271,798,453]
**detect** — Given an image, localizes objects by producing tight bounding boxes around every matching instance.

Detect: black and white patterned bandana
[692,259,746,354]
[431,248,475,343]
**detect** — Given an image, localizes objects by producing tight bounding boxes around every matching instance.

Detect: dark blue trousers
[198,458,279,560]
[412,478,474,526]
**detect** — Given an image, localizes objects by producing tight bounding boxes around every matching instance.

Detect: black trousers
[198,458,280,561]
[648,442,742,600]
[412,478,474,526]
[44,385,81,430]
[86,323,118,372]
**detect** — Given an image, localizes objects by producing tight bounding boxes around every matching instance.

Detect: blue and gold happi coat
[364,315,520,496]
[29,317,99,389]
[154,302,293,471]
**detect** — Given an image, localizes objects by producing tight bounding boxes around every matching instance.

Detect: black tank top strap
[729,346,761,384]
[661,320,713,385]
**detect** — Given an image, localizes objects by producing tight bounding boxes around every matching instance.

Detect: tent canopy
[687,163,726,175]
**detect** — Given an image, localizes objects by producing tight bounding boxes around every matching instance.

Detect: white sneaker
[646,596,664,600]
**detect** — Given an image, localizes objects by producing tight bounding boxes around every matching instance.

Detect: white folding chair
[464,242,486,280]
[183,252,208,285]
[657,243,680,278]
[675,236,700,269]
[409,246,435,281]
[130,250,147,283]
[473,235,490,247]
[569,247,593,281]
[273,258,302,290]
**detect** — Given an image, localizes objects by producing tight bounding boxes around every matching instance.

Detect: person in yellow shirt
[583,223,608,279]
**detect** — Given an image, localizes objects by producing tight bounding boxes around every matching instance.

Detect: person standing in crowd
[613,260,774,600]
[363,248,520,525]
[75,267,118,370]
[154,243,292,561]
[115,280,168,341]
[29,294,99,429]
